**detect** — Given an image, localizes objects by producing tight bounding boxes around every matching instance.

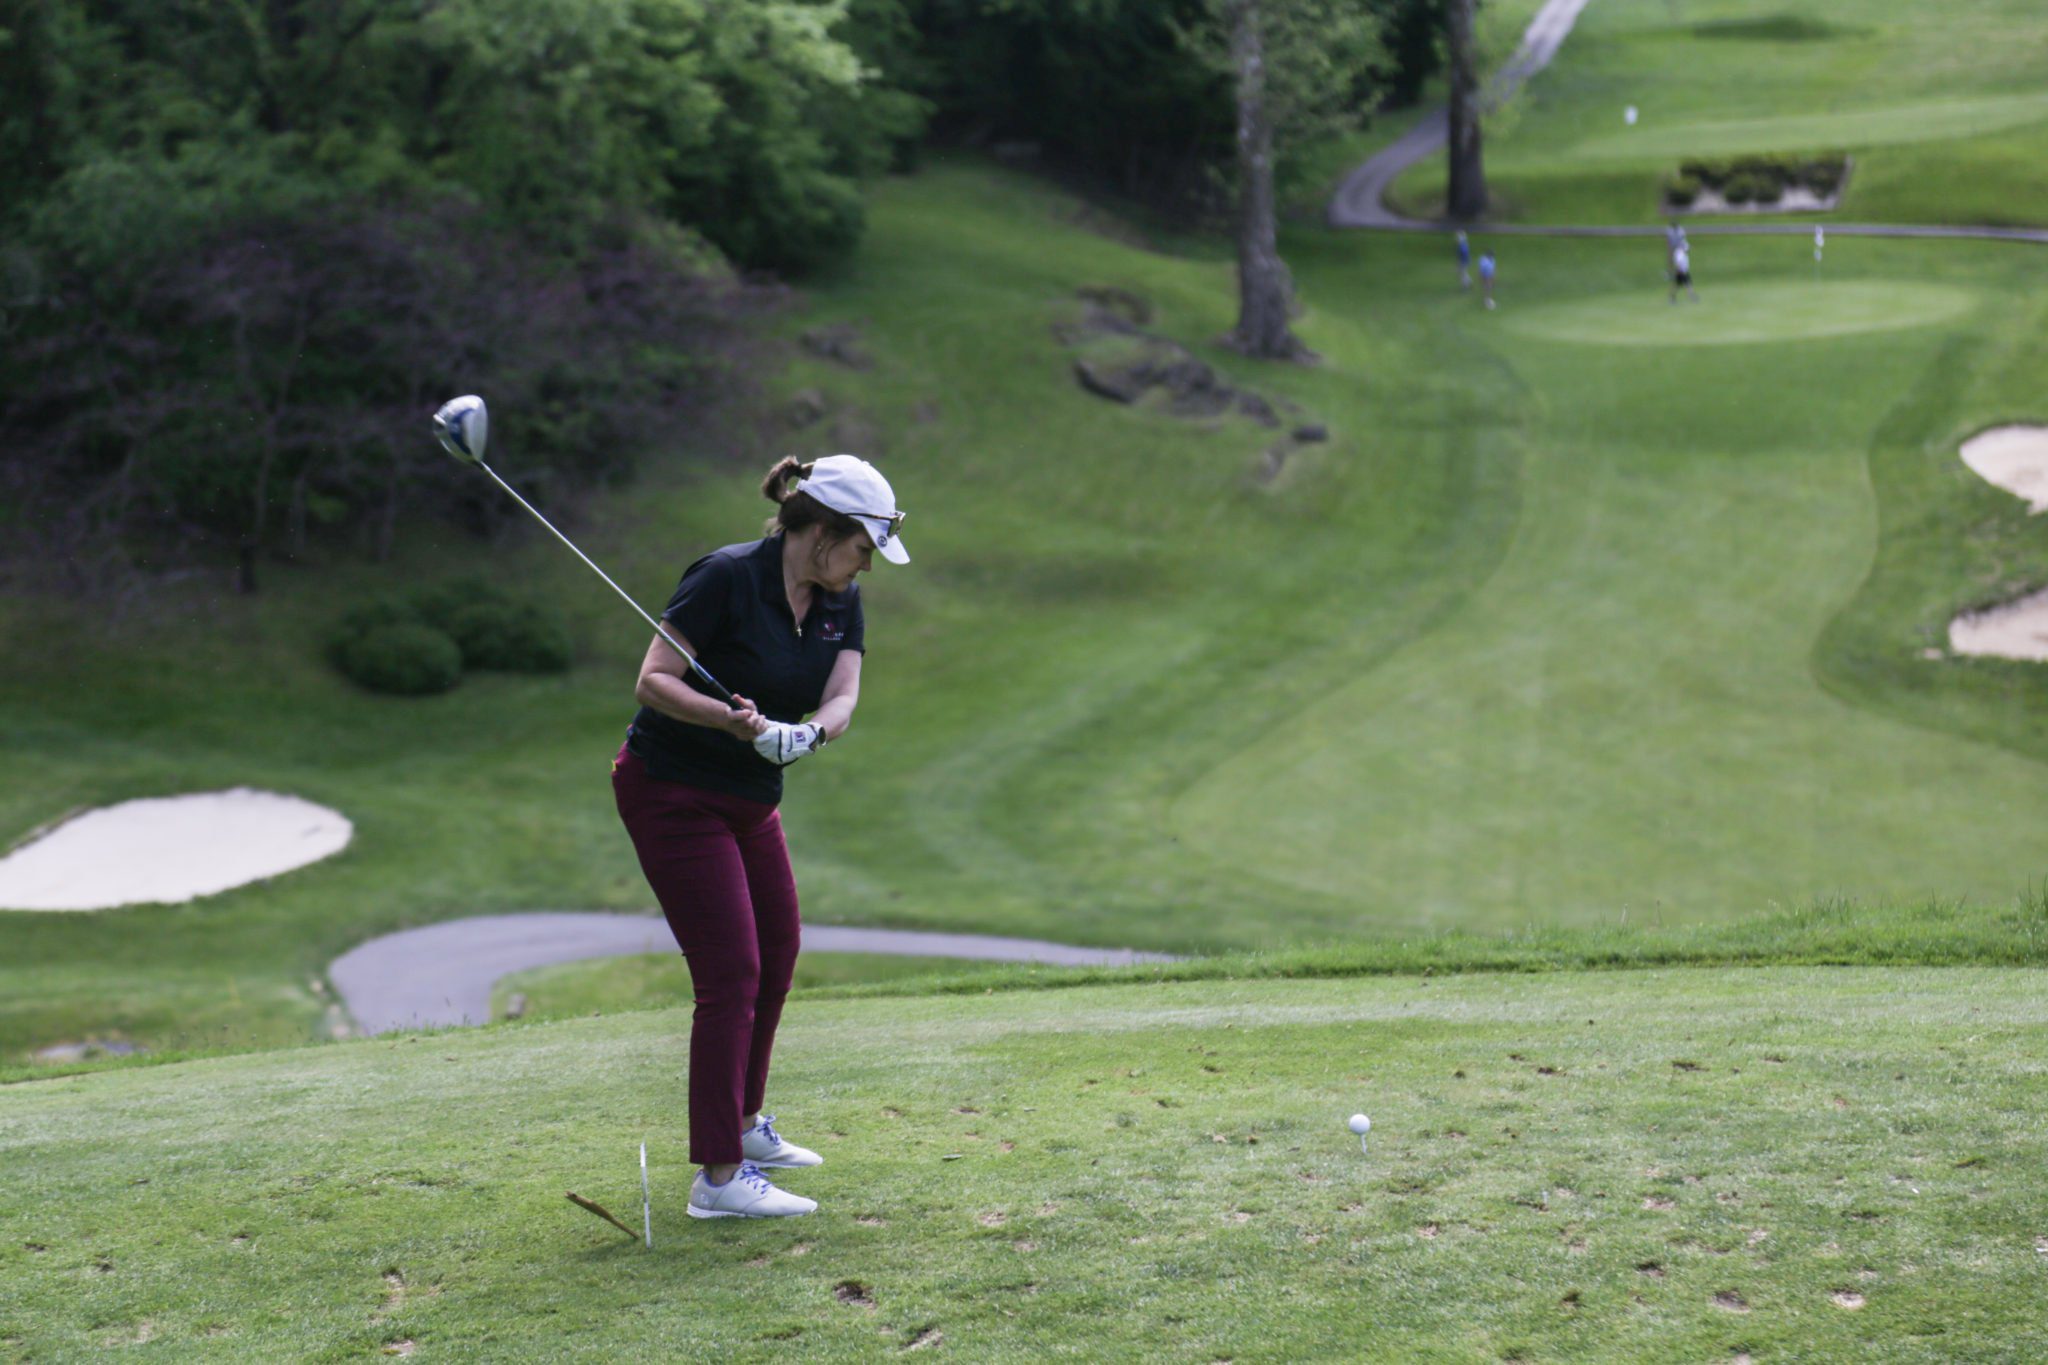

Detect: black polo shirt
[626,534,865,805]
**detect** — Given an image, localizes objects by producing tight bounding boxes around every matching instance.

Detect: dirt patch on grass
[373,1269,406,1323]
[1054,287,1323,461]
[799,323,874,371]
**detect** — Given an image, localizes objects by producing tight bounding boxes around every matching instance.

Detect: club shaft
[477,461,736,705]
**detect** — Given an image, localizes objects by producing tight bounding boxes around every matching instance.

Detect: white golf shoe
[687,1162,817,1219]
[741,1113,823,1169]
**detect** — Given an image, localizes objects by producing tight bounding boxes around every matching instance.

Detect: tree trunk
[1226,0,1309,361]
[1446,0,1488,221]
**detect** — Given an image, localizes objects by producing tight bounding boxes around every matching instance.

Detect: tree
[1370,0,1447,109]
[1,203,766,593]
[1444,0,1487,220]
[0,0,897,593]
[1215,0,1383,361]
[1223,0,1304,359]
[3,0,919,274]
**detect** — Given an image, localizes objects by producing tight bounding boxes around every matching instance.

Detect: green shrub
[1671,154,1845,205]
[325,582,572,687]
[440,599,574,673]
[1734,152,1800,183]
[1678,158,1723,188]
[1720,171,1769,204]
[330,598,425,645]
[412,578,573,674]
[1801,156,1847,195]
[1664,173,1702,207]
[332,622,463,696]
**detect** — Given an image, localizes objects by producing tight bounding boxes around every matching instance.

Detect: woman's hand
[716,696,770,741]
[753,722,826,767]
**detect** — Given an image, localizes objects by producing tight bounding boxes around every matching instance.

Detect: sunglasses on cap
[849,509,907,540]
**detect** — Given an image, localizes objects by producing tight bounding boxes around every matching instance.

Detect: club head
[432,395,489,465]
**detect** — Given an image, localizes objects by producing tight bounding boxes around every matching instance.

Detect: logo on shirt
[819,619,845,642]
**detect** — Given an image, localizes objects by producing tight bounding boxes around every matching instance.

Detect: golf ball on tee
[1348,1114,1371,1135]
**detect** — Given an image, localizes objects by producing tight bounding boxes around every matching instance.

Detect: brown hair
[761,456,866,549]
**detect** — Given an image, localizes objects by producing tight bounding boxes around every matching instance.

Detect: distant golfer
[612,454,908,1219]
[1670,240,1699,303]
[1456,230,1472,290]
[1478,250,1497,309]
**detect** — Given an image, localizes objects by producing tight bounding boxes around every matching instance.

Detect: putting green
[1499,280,1975,347]
[1572,91,2048,161]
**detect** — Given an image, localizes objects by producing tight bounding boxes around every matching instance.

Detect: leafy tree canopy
[3,0,922,273]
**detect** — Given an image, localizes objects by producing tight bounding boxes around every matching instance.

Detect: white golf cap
[795,454,909,564]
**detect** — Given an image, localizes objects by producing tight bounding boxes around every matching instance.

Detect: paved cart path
[1329,0,1594,229]
[1328,0,2048,245]
[330,912,1180,1036]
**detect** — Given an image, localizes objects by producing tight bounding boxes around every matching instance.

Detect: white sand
[1959,425,2048,513]
[0,789,352,911]
[1949,588,2048,663]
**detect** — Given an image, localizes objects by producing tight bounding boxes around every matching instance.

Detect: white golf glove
[753,722,827,767]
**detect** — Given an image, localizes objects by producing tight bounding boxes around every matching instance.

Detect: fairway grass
[1498,280,1975,346]
[5,969,2046,1360]
[490,951,1003,1025]
[1567,91,2048,163]
[1173,231,2048,929]
[7,160,2048,1061]
[1388,0,2048,226]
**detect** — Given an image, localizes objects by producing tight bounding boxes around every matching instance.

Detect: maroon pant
[611,744,800,1165]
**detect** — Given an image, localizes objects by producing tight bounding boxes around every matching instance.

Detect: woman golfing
[612,453,908,1219]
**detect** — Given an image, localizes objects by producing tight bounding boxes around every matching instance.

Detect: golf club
[430,395,738,706]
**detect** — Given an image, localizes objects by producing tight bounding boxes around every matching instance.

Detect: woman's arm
[809,650,863,743]
[634,630,766,740]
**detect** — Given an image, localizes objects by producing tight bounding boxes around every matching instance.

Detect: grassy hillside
[1388,0,2048,225]
[6,967,2047,1361]
[6,149,2048,1064]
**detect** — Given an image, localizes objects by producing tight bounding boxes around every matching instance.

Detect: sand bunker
[1949,588,2048,662]
[1959,426,2048,513]
[0,789,352,911]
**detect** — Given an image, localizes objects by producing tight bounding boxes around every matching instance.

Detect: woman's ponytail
[760,455,863,544]
[761,456,813,506]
